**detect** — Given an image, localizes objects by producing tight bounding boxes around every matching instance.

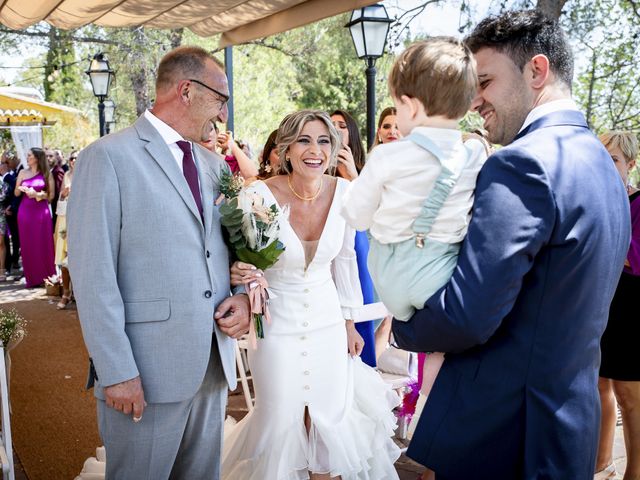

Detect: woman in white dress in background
[222,110,400,480]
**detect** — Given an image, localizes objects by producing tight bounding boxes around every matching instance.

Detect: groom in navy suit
[393,10,631,480]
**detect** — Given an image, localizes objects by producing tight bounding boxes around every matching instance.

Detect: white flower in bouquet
[219,184,289,342]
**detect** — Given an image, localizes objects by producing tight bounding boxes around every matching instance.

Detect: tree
[568,0,640,132]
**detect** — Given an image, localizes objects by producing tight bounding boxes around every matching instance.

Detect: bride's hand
[346,320,364,357]
[230,261,263,286]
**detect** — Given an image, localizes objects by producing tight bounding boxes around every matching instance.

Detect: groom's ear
[527,54,550,90]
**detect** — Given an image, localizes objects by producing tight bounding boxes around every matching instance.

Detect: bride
[221,110,400,480]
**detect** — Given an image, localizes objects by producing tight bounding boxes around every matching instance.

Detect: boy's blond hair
[389,37,478,119]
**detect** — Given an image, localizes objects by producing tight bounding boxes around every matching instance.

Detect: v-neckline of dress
[260,179,340,270]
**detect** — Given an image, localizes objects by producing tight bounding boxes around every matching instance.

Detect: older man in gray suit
[68,46,250,479]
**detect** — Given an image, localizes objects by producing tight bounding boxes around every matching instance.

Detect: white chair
[234,336,254,412]
[0,344,15,480]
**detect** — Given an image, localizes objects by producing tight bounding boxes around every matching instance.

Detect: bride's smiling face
[287,120,332,178]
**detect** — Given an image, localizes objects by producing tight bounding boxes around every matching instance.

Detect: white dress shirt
[519,98,579,133]
[342,126,487,244]
[144,109,188,173]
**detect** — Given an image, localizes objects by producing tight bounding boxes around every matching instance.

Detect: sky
[385,0,495,40]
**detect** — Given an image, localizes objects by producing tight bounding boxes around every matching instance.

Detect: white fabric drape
[10,125,42,168]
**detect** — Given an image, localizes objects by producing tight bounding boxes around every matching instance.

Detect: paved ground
[0,278,629,479]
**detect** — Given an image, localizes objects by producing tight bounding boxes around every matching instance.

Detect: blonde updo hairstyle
[275,110,341,176]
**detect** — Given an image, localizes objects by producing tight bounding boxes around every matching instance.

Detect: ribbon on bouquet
[244,276,272,349]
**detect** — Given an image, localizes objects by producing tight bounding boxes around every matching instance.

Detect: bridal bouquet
[219,171,288,344]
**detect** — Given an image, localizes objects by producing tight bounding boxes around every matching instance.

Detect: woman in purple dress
[14,147,55,288]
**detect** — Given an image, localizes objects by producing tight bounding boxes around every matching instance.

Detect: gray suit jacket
[68,114,237,403]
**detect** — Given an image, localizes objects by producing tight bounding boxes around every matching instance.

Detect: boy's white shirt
[341,126,487,245]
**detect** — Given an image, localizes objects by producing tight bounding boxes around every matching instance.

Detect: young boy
[341,38,487,419]
[342,36,486,323]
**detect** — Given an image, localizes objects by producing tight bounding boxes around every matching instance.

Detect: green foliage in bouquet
[219,196,286,271]
[219,169,245,200]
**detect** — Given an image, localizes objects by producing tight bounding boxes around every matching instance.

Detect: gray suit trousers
[98,342,227,480]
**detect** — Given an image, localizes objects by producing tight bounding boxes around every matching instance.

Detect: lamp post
[86,53,114,137]
[103,99,116,134]
[346,4,392,149]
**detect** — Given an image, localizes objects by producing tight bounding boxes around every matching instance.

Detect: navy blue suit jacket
[393,110,630,479]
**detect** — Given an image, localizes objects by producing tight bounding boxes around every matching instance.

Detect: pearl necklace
[287,175,323,201]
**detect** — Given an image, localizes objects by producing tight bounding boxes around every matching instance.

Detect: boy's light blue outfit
[368,132,471,321]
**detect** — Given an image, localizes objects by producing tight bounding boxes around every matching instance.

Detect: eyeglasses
[188,79,229,108]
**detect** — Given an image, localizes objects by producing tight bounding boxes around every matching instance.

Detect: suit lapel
[135,116,203,227]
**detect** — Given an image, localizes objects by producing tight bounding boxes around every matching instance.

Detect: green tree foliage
[208,14,395,154]
[568,0,640,132]
[44,28,84,106]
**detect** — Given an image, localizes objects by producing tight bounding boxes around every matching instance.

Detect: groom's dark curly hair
[464,9,574,89]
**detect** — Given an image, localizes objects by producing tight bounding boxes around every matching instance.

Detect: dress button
[303,303,309,308]
[206,250,210,258]
[204,290,212,298]
[302,351,308,356]
[304,370,310,375]
[303,322,309,327]
[304,288,310,293]
[300,336,307,341]
[304,385,310,390]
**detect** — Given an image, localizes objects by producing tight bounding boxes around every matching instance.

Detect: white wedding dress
[221,178,401,480]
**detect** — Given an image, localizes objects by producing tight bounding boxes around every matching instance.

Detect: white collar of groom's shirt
[518,98,580,134]
[144,109,188,172]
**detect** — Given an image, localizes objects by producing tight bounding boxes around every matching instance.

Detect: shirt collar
[518,99,579,134]
[144,109,185,147]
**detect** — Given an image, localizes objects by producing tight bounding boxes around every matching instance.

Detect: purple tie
[176,140,204,220]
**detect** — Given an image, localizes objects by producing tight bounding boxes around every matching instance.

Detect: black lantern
[86,53,114,137]
[346,4,392,148]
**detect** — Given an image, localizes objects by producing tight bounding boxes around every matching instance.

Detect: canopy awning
[0,91,85,125]
[0,0,376,46]
[0,108,56,127]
